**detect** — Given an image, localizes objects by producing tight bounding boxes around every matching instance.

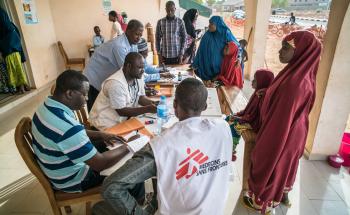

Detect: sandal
[241,195,272,215]
[281,193,292,207]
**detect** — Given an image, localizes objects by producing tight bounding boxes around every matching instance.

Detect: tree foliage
[194,0,205,4]
[272,0,288,8]
[207,0,217,6]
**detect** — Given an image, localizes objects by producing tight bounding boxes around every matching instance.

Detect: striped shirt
[31,97,97,193]
[156,16,187,58]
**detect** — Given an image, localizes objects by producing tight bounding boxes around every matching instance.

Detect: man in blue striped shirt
[31,70,144,199]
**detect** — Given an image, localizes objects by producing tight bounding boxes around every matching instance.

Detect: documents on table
[167,88,222,117]
[100,134,150,176]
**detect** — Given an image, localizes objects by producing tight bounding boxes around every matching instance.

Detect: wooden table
[217,86,248,115]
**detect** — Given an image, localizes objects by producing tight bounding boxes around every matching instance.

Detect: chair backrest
[14,117,58,204]
[57,41,68,64]
[75,107,90,129]
[50,84,56,95]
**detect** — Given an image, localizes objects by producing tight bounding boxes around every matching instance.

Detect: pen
[143,114,157,120]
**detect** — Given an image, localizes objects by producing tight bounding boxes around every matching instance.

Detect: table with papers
[100,62,247,176]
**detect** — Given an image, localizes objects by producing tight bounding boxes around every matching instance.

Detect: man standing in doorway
[155,1,187,65]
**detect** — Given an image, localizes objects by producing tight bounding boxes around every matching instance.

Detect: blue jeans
[92,144,157,215]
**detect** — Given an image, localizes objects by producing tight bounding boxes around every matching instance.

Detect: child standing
[226,69,274,160]
[239,39,248,79]
[217,41,243,88]
[239,39,248,63]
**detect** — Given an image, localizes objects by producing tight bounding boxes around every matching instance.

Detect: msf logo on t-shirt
[175,148,209,180]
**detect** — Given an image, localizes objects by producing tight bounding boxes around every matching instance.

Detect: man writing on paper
[31,70,144,200]
[89,52,157,130]
[93,78,233,215]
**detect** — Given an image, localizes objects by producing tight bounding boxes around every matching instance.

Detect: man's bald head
[123,52,145,80]
[124,52,143,66]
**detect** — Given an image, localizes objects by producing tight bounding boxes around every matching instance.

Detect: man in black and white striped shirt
[156,1,187,65]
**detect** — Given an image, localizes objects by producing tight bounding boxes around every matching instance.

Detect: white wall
[310,4,350,159]
[49,0,178,58]
[13,0,63,88]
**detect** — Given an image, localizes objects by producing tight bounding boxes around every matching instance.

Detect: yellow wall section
[49,0,170,58]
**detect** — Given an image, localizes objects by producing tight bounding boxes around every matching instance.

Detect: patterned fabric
[155,17,187,58]
[5,52,27,88]
[137,38,148,52]
[225,116,241,151]
[32,97,97,193]
[0,60,15,93]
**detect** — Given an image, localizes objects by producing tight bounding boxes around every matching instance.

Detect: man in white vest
[92,78,233,215]
[89,52,157,130]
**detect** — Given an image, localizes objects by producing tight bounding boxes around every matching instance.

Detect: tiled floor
[0,84,349,215]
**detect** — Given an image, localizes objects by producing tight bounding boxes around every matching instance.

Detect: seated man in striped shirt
[31,70,144,200]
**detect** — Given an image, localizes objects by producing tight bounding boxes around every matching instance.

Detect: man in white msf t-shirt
[92,78,233,215]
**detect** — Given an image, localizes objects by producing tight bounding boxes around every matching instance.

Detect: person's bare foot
[281,192,291,207]
[24,84,30,91]
[18,85,25,94]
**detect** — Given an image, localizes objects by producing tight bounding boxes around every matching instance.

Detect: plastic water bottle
[156,95,168,135]
[178,71,182,82]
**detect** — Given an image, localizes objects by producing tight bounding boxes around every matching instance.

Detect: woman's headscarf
[183,9,198,38]
[248,31,321,203]
[260,31,322,122]
[217,42,243,88]
[193,16,239,80]
[237,69,274,132]
[255,69,275,90]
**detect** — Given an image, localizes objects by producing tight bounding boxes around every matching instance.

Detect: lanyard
[128,80,139,105]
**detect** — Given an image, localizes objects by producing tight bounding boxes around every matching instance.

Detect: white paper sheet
[100,134,150,176]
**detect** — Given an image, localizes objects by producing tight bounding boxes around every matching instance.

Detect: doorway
[0,0,33,105]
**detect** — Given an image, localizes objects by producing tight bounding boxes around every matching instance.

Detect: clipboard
[104,118,153,138]
[154,87,174,97]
